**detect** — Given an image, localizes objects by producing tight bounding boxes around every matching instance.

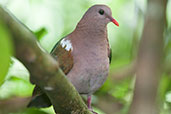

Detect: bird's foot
[87,96,98,114]
[88,109,98,114]
[91,110,98,114]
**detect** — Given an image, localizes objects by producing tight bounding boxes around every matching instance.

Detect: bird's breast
[67,40,110,94]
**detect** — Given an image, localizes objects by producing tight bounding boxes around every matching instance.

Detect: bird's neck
[75,19,107,34]
[74,22,108,39]
[70,25,108,49]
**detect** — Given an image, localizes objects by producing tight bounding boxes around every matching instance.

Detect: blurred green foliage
[0,77,34,99]
[12,108,49,114]
[0,58,34,99]
[34,27,48,41]
[0,0,171,114]
[0,20,12,86]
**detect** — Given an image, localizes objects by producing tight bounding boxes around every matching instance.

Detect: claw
[88,108,98,114]
[91,110,98,114]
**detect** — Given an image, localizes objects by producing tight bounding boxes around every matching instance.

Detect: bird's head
[78,5,119,28]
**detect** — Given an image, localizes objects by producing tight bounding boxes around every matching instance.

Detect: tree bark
[0,5,92,114]
[129,0,167,114]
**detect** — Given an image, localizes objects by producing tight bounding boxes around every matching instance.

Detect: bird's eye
[98,9,104,15]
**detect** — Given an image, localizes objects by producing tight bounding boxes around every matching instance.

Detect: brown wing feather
[51,39,73,75]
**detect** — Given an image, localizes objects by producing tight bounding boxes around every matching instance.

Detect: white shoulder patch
[60,39,73,51]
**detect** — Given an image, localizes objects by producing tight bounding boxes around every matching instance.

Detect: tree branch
[0,97,31,114]
[129,0,167,114]
[0,6,92,114]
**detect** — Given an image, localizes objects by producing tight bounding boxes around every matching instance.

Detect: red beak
[108,15,119,27]
[111,18,119,27]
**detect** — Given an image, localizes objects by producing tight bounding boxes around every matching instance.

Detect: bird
[28,4,119,114]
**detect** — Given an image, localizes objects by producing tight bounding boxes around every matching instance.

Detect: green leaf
[11,108,49,114]
[6,57,30,81]
[0,19,13,86]
[41,106,56,114]
[158,74,171,101]
[34,28,47,41]
[0,77,34,99]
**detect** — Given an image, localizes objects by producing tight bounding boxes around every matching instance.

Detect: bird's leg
[87,95,98,114]
[87,95,92,109]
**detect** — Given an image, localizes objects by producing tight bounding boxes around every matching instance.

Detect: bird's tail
[27,86,51,108]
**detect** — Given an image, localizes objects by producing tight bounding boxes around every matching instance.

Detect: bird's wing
[106,37,112,64]
[28,37,74,108]
[109,48,112,64]
[50,37,74,75]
